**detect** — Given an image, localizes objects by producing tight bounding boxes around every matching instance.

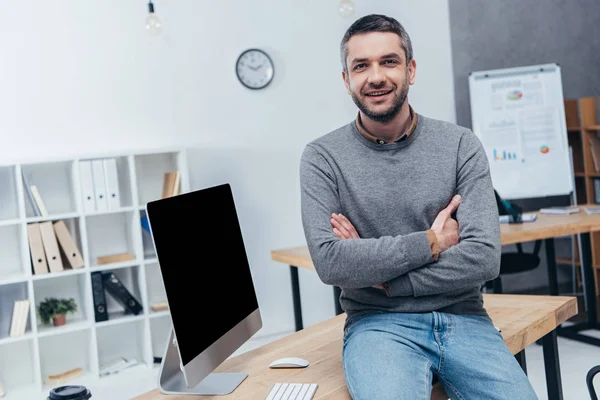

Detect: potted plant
[38,297,77,327]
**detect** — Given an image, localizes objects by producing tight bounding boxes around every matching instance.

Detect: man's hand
[330,213,359,239]
[430,195,462,252]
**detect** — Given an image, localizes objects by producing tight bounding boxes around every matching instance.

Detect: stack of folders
[9,299,30,337]
[27,220,84,275]
[78,158,121,213]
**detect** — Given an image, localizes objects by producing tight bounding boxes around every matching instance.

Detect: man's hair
[340,14,413,72]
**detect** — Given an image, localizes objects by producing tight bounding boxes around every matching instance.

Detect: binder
[79,160,96,213]
[102,272,143,315]
[30,185,49,217]
[91,159,109,212]
[161,172,178,198]
[9,301,21,337]
[22,171,41,216]
[103,158,121,210]
[172,171,181,196]
[27,223,49,275]
[91,271,109,322]
[38,221,64,273]
[10,300,29,337]
[17,300,30,336]
[53,220,84,269]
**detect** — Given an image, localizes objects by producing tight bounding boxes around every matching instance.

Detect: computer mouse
[268,357,309,369]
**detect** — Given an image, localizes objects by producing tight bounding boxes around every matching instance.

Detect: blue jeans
[342,311,539,400]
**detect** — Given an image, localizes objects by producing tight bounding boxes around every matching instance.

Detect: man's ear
[342,70,351,93]
[408,58,417,86]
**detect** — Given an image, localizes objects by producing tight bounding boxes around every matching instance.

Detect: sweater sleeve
[300,145,435,289]
[385,130,501,297]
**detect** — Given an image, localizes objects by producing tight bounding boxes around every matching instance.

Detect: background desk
[133,294,576,400]
[271,211,600,347]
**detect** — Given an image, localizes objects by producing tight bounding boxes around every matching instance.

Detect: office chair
[587,364,600,400]
[488,190,543,293]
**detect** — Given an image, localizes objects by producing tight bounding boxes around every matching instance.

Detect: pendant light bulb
[145,1,162,36]
[338,0,355,18]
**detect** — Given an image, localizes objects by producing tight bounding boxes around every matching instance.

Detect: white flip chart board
[468,63,572,200]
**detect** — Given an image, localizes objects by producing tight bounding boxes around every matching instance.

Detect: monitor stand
[158,329,248,395]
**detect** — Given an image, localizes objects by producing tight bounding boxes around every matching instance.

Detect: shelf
[95,311,145,328]
[0,339,36,395]
[567,125,581,131]
[31,268,86,281]
[144,258,158,265]
[0,224,27,280]
[41,371,94,393]
[0,166,20,221]
[83,206,136,217]
[38,329,93,392]
[85,211,138,266]
[96,319,149,371]
[37,318,90,338]
[0,332,34,346]
[0,272,29,286]
[90,259,141,272]
[585,125,600,130]
[26,212,80,223]
[0,218,21,227]
[149,310,170,319]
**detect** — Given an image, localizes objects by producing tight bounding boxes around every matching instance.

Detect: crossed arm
[300,133,501,297]
[330,196,461,291]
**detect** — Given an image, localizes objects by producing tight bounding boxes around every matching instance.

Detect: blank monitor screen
[146,183,259,365]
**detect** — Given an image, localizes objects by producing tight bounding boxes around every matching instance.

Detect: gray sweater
[299,114,501,320]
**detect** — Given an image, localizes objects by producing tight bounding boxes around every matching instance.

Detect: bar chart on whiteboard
[468,63,572,200]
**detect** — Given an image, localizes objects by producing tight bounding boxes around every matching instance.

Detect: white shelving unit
[0,148,188,397]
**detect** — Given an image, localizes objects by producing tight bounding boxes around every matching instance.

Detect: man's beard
[351,79,409,124]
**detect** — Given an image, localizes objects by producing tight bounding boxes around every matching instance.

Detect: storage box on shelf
[0,148,187,397]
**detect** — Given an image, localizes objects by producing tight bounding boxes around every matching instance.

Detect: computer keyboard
[265,382,318,400]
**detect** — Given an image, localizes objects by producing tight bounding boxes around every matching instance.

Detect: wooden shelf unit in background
[563,96,600,297]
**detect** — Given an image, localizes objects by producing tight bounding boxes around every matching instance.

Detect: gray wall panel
[449,0,600,293]
[450,0,600,130]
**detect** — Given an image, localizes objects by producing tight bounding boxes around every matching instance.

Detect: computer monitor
[145,183,263,395]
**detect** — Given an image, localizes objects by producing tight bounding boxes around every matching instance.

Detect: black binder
[91,271,109,322]
[102,272,143,315]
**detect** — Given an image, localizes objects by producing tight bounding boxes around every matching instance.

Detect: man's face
[342,32,416,123]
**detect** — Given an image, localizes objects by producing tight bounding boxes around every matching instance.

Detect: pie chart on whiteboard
[540,145,550,154]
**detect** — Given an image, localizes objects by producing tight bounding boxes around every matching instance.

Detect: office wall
[448,0,600,293]
[0,1,456,337]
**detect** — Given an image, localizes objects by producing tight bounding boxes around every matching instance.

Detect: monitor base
[158,329,248,395]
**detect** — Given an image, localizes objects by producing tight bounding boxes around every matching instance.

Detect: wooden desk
[133,294,576,400]
[271,211,600,348]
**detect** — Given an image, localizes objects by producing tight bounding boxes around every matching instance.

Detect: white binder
[103,158,121,210]
[79,160,96,213]
[91,159,109,212]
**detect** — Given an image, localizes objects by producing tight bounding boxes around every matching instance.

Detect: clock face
[236,49,274,90]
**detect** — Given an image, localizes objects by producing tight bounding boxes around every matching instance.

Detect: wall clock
[235,48,275,90]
